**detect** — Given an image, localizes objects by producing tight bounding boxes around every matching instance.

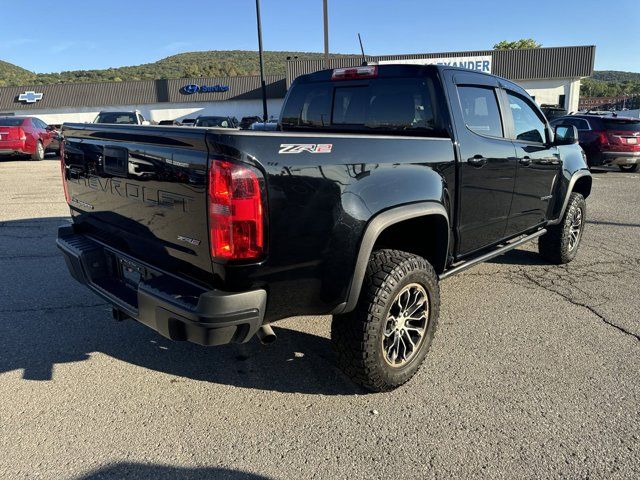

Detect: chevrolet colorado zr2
[57,64,592,391]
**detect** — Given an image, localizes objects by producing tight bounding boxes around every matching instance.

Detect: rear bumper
[56,225,267,346]
[602,151,640,166]
[0,149,28,155]
[0,140,27,155]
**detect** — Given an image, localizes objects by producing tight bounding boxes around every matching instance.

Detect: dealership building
[0,45,595,125]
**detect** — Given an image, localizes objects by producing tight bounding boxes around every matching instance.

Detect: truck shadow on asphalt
[72,463,271,479]
[487,247,549,266]
[0,217,363,396]
[1,216,583,395]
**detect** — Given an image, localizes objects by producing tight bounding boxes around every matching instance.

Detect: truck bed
[61,123,455,318]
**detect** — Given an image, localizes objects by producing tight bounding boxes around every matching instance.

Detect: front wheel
[539,192,586,264]
[31,141,44,161]
[619,164,638,172]
[331,249,440,392]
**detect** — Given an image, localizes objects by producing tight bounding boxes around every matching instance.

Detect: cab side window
[554,117,590,131]
[457,86,503,138]
[507,92,547,144]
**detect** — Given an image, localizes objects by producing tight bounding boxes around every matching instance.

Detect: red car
[551,114,640,172]
[0,116,56,161]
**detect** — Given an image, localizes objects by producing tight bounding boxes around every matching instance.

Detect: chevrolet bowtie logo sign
[18,91,44,103]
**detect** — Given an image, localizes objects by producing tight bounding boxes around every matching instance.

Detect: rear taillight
[331,65,377,81]
[594,131,609,147]
[60,144,70,204]
[4,127,26,141]
[605,132,639,146]
[208,159,264,260]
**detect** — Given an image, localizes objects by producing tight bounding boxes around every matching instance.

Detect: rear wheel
[619,164,638,172]
[31,141,44,161]
[539,192,586,264]
[331,249,440,392]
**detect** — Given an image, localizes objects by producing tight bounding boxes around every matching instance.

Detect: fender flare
[548,170,592,225]
[334,201,449,315]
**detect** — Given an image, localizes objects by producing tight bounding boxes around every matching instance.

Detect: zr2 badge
[279,144,333,154]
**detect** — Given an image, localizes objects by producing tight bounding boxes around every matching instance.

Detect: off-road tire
[331,249,440,392]
[539,192,586,264]
[619,164,638,172]
[31,141,44,161]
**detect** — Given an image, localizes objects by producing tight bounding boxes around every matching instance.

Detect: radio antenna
[358,33,367,65]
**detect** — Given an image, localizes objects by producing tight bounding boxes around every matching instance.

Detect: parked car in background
[551,114,640,171]
[249,121,279,131]
[239,116,262,129]
[181,118,196,126]
[46,124,63,156]
[158,120,181,126]
[541,105,568,121]
[0,116,55,161]
[94,110,150,125]
[193,116,238,128]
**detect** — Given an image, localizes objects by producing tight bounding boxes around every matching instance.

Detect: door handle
[519,156,532,166]
[467,155,487,167]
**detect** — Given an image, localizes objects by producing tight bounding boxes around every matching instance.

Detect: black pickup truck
[58,64,592,391]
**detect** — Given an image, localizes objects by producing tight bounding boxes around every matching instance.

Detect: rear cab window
[280,73,447,137]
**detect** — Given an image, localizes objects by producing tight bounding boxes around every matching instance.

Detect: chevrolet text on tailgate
[58,64,592,391]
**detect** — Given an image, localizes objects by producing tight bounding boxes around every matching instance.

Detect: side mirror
[141,120,151,126]
[553,124,579,146]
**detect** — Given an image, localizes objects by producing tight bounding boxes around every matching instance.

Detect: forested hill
[0,50,348,87]
[581,70,640,97]
[591,71,640,82]
[1,51,639,98]
[0,60,34,87]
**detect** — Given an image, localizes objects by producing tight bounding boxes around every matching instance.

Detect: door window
[457,86,503,138]
[552,117,590,131]
[507,92,547,144]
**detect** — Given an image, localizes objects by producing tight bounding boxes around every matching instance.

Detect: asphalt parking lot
[1,156,638,480]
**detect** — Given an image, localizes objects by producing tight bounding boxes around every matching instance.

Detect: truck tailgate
[61,124,213,281]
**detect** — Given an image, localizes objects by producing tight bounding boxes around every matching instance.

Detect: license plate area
[118,257,147,289]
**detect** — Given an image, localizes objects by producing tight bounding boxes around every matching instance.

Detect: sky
[0,0,638,74]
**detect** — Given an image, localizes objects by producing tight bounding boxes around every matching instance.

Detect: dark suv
[551,115,640,172]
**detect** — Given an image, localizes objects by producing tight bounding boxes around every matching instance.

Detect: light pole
[323,0,329,68]
[255,0,268,121]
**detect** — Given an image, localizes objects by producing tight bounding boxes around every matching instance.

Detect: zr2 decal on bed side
[278,144,333,154]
